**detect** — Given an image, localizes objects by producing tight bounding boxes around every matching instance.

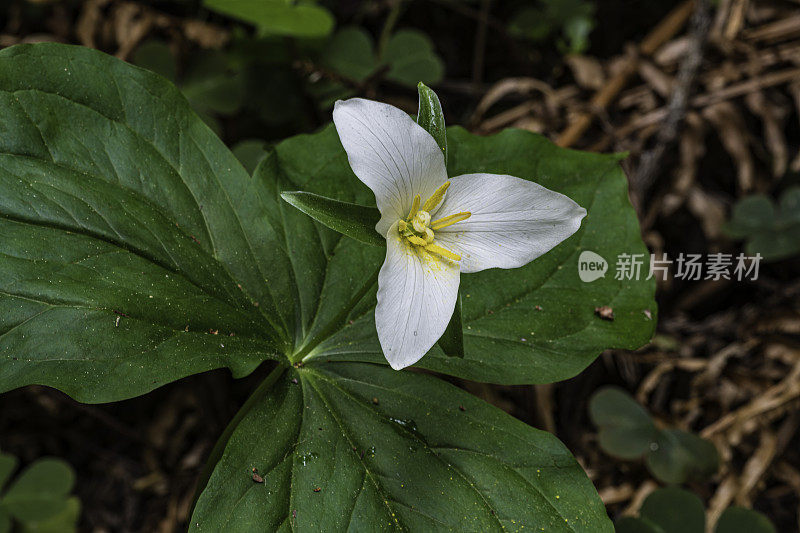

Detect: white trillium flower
[333,98,587,370]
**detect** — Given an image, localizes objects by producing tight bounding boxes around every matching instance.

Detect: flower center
[397,181,471,262]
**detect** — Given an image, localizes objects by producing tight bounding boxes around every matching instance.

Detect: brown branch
[631,0,712,209]
[556,0,696,148]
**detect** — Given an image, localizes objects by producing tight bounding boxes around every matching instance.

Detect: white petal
[433,173,586,273]
[376,221,460,370]
[333,98,448,237]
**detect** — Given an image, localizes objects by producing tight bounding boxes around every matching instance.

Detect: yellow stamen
[430,211,472,230]
[398,220,408,232]
[425,243,461,262]
[421,181,450,212]
[424,228,435,243]
[407,194,421,219]
[407,235,428,247]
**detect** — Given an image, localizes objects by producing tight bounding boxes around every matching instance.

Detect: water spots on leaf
[298,452,318,466]
[389,417,424,440]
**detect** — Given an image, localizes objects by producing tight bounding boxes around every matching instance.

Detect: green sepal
[416,82,447,163]
[280,191,384,247]
[438,293,465,358]
[416,82,462,357]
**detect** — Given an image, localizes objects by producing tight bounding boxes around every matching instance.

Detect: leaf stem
[378,0,403,59]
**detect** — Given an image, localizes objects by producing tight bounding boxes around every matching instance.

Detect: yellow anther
[398,220,408,232]
[422,181,450,212]
[424,228,435,243]
[430,211,471,230]
[407,194,421,219]
[407,235,428,247]
[425,243,461,262]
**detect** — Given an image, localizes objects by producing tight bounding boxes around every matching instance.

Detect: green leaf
[279,191,384,247]
[744,229,800,262]
[304,127,656,384]
[131,40,177,81]
[562,15,594,54]
[0,509,9,533]
[1,459,73,523]
[20,497,80,533]
[181,50,245,116]
[778,186,800,225]
[646,428,719,484]
[417,82,447,163]
[232,139,268,175]
[320,27,377,82]
[639,488,705,533]
[0,43,288,402]
[714,506,775,533]
[589,386,658,460]
[0,454,17,491]
[724,189,800,261]
[383,30,444,87]
[203,0,334,38]
[191,363,613,531]
[724,195,775,238]
[508,7,552,41]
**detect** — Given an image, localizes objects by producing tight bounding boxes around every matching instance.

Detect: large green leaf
[0,43,288,402]
[191,363,612,532]
[0,43,654,400]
